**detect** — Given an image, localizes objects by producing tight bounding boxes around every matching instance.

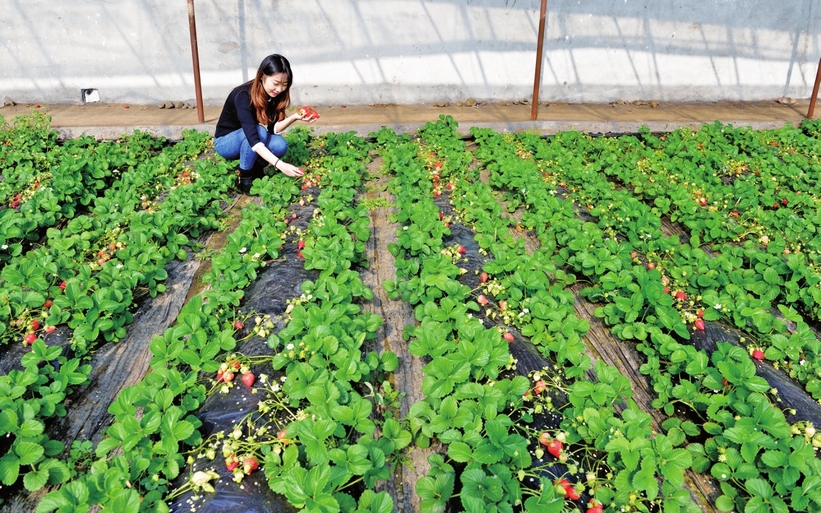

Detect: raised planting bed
[2,111,821,513]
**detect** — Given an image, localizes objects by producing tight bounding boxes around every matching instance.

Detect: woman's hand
[295,106,320,122]
[277,162,304,178]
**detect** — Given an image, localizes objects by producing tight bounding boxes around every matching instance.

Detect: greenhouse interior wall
[2,0,820,107]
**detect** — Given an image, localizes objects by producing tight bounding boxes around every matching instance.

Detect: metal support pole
[808,57,821,119]
[187,0,205,123]
[531,0,549,121]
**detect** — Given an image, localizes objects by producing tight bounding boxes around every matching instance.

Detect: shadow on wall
[3,0,820,104]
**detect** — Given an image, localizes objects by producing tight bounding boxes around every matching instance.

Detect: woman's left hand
[295,106,320,122]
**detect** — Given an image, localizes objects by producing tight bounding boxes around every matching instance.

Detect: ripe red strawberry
[11,200,19,208]
[479,272,489,283]
[534,380,546,394]
[547,439,563,458]
[663,287,670,294]
[31,320,40,330]
[477,295,488,306]
[752,349,765,361]
[291,213,298,220]
[552,478,580,500]
[241,372,255,387]
[457,245,466,254]
[722,377,730,387]
[503,332,514,343]
[45,325,56,334]
[222,371,235,383]
[694,319,705,331]
[674,291,686,301]
[23,333,36,345]
[587,500,603,513]
[234,321,243,330]
[782,198,788,206]
[243,456,259,474]
[43,299,53,309]
[630,251,638,259]
[439,211,444,220]
[225,454,239,472]
[698,197,707,206]
[297,240,305,250]
[59,281,67,291]
[696,309,704,318]
[646,262,655,270]
[499,300,507,310]
[433,191,440,197]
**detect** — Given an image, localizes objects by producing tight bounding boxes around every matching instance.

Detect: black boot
[237,168,256,195]
[251,160,267,179]
[238,176,255,194]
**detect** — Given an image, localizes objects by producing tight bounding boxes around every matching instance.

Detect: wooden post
[530,0,549,121]
[187,0,205,124]
[807,57,821,119]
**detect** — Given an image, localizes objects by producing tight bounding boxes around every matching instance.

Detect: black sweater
[214,83,276,147]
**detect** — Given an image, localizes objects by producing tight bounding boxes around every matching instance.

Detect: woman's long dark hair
[248,54,292,125]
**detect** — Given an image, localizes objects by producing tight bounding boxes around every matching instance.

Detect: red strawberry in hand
[241,372,255,387]
[547,439,563,458]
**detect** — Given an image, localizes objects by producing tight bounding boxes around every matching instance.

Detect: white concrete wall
[1,0,819,106]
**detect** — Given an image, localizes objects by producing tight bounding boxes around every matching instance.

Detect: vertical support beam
[531,0,549,121]
[187,0,205,124]
[808,57,821,119]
